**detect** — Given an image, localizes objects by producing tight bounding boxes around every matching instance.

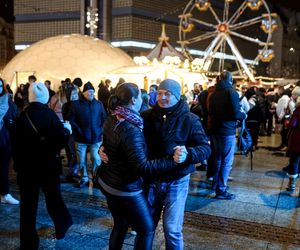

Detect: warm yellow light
[247,0,262,11]
[195,2,211,11]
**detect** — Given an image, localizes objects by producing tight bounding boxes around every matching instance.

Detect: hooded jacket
[209,79,246,136]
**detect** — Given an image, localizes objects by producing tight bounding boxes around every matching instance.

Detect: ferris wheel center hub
[218,23,228,32]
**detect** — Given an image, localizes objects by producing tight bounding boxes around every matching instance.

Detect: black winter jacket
[97,83,111,111]
[99,115,178,192]
[69,97,107,144]
[209,79,246,136]
[11,102,70,175]
[0,98,18,149]
[142,100,211,182]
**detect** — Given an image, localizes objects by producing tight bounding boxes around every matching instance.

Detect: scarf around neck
[114,106,143,130]
[0,93,9,130]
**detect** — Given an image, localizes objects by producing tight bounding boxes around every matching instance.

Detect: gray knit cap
[158,79,181,100]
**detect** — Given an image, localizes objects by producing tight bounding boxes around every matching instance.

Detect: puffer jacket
[11,102,70,175]
[69,97,107,144]
[209,79,246,135]
[99,115,177,192]
[142,99,211,182]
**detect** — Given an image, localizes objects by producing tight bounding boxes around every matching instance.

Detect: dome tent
[2,34,134,91]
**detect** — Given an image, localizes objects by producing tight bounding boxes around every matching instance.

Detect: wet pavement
[1,134,300,249]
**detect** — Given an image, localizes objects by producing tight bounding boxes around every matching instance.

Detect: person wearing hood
[0,78,19,205]
[209,71,246,200]
[11,82,73,249]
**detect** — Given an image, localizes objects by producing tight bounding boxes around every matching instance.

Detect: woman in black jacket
[98,83,186,250]
[0,78,19,205]
[12,82,73,250]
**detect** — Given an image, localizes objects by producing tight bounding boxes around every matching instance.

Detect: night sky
[0,0,14,23]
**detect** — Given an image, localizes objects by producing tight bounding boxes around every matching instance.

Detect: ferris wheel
[178,0,278,81]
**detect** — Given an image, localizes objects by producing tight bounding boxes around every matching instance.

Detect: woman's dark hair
[0,78,7,96]
[108,82,139,111]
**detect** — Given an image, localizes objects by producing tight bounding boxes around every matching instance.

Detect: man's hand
[173,146,188,164]
[99,146,109,163]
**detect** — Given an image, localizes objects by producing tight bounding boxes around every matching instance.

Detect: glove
[63,121,72,134]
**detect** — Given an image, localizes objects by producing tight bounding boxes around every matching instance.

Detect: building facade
[0,18,14,72]
[13,0,300,78]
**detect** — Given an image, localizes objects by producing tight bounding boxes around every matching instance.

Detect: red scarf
[114,106,143,130]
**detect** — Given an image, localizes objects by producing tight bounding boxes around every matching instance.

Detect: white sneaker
[130,230,137,236]
[1,194,20,205]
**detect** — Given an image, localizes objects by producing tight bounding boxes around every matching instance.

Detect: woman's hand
[99,146,109,163]
[173,146,188,164]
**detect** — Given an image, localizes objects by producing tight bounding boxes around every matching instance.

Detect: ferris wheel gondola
[178,0,277,81]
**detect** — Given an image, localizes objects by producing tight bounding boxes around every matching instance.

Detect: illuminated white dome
[2,34,134,90]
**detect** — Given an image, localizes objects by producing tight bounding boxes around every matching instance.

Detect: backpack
[237,119,252,155]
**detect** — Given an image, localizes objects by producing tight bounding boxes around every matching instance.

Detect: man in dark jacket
[97,79,111,112]
[69,82,107,188]
[142,79,211,249]
[209,71,246,200]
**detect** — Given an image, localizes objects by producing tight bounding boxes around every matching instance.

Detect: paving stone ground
[1,134,300,249]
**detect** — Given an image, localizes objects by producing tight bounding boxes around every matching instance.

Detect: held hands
[100,146,109,163]
[63,121,72,134]
[173,146,188,164]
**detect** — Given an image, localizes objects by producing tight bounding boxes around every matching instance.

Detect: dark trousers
[266,112,274,135]
[288,152,300,176]
[100,186,154,250]
[281,127,289,147]
[65,135,78,176]
[18,173,73,250]
[246,121,260,148]
[0,143,10,195]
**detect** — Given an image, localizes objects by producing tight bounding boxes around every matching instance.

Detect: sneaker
[73,179,89,188]
[280,146,288,152]
[215,192,236,200]
[1,194,20,205]
[130,230,137,236]
[206,177,213,182]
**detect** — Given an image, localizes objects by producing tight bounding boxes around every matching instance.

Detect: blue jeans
[211,135,236,195]
[147,174,190,250]
[76,142,101,181]
[288,152,300,176]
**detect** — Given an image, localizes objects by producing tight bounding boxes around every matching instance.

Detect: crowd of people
[1,71,300,249]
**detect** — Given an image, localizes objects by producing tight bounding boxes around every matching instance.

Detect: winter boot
[287,176,297,191]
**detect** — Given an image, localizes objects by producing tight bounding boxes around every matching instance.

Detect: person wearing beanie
[72,77,83,88]
[28,82,49,104]
[82,81,95,93]
[158,79,181,101]
[140,78,210,249]
[69,81,107,188]
[11,79,73,249]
